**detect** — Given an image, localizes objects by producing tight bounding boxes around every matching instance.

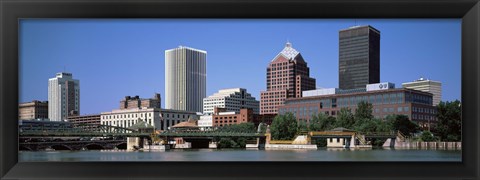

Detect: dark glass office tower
[339,25,380,89]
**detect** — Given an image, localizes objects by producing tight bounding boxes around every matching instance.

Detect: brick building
[260,42,316,115]
[212,107,253,127]
[120,93,161,110]
[279,83,437,129]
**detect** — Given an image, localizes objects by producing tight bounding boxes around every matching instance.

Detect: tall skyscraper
[339,25,380,90]
[48,72,80,121]
[402,77,442,106]
[260,42,316,115]
[165,46,207,113]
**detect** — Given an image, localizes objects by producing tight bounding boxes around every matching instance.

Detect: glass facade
[339,26,380,89]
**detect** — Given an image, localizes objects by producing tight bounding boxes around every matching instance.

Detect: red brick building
[260,42,316,115]
[278,88,437,129]
[212,107,253,127]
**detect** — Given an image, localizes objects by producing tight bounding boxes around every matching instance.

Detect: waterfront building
[165,46,207,113]
[66,114,101,126]
[211,107,254,127]
[402,77,442,106]
[278,82,437,129]
[198,115,213,130]
[203,88,259,115]
[339,25,380,89]
[120,93,161,109]
[260,42,316,115]
[100,108,198,131]
[48,72,80,121]
[18,100,48,120]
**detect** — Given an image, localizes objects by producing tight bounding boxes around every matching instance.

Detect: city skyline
[19,19,461,115]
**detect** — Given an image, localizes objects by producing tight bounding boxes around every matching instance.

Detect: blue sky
[19,19,461,115]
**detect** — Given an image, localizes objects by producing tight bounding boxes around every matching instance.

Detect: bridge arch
[84,143,105,150]
[115,142,127,150]
[51,144,73,150]
[19,146,32,151]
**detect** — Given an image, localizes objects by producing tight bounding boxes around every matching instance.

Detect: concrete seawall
[265,144,317,150]
[395,141,461,150]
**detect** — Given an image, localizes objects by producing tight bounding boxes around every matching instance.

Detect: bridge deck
[158,132,264,138]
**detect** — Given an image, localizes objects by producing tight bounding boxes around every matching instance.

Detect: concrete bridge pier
[127,137,145,150]
[349,135,356,148]
[382,138,396,147]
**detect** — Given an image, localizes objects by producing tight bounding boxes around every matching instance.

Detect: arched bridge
[19,140,127,151]
[158,131,265,138]
[19,123,151,137]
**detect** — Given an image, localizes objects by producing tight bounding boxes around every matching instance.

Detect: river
[19,148,461,162]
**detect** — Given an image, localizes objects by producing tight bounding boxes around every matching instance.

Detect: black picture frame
[1,0,479,179]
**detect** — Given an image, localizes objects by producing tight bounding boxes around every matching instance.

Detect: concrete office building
[66,114,101,126]
[18,100,48,120]
[101,108,198,131]
[101,95,198,131]
[165,46,207,113]
[203,88,259,115]
[279,82,437,129]
[48,72,80,121]
[402,77,442,106]
[339,25,380,89]
[260,42,316,115]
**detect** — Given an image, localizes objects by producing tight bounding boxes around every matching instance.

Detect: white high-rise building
[165,46,207,113]
[402,77,442,106]
[203,88,260,115]
[48,72,80,121]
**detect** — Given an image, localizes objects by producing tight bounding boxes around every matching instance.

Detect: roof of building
[165,46,207,54]
[204,88,257,101]
[271,42,301,62]
[329,127,356,132]
[171,118,199,129]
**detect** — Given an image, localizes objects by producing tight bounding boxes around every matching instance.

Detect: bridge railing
[158,131,264,137]
[269,140,293,144]
[358,131,397,137]
[19,124,150,137]
[309,131,356,136]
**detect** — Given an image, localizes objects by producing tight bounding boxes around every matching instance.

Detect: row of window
[287,92,433,107]
[102,113,152,120]
[215,120,238,124]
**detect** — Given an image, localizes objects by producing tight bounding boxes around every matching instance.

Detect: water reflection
[19,148,461,162]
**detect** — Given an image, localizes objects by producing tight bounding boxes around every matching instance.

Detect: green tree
[420,131,437,142]
[297,120,309,132]
[217,138,237,148]
[433,100,462,141]
[217,122,256,133]
[391,114,420,136]
[336,107,355,129]
[270,113,298,140]
[354,101,374,120]
[309,113,335,131]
